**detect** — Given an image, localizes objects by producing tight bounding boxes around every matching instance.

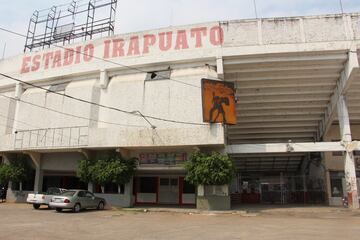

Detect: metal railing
[14,126,89,149]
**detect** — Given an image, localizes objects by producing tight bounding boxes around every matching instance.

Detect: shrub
[77,151,137,186]
[185,151,236,186]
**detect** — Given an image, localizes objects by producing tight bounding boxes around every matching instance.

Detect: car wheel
[97,201,104,210]
[33,204,40,209]
[73,203,81,213]
[55,208,62,212]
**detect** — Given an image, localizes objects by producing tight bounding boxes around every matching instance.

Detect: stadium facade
[1,13,360,208]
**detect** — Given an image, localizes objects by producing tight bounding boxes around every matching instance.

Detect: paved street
[0,203,359,240]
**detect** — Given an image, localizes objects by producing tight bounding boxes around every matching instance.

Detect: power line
[0,32,205,125]
[0,94,147,128]
[0,26,201,89]
[0,26,208,126]
[0,72,206,126]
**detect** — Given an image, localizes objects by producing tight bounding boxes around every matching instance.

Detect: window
[78,191,86,197]
[160,178,169,186]
[61,191,76,197]
[354,151,360,156]
[48,82,69,92]
[85,191,94,198]
[330,171,344,197]
[104,183,118,194]
[139,177,157,193]
[145,70,171,81]
[170,178,178,186]
[183,181,195,194]
[104,183,125,194]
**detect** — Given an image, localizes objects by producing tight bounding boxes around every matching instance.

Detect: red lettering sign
[19,25,224,74]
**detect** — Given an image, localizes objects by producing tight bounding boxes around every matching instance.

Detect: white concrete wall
[41,152,83,171]
[17,79,96,130]
[98,67,215,129]
[0,91,14,135]
[94,181,133,207]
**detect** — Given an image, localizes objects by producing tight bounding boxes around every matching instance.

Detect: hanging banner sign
[201,78,237,125]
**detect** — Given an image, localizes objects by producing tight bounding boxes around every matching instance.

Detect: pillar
[13,83,24,133]
[337,95,359,209]
[25,152,43,193]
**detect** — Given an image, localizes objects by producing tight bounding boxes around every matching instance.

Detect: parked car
[49,190,105,213]
[26,187,67,209]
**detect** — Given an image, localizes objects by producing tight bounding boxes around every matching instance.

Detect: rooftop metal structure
[24,0,117,52]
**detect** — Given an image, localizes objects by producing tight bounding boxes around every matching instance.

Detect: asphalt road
[0,203,359,240]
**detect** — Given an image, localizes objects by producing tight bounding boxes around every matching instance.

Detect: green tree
[0,164,11,186]
[77,158,95,184]
[108,155,137,185]
[185,151,236,186]
[91,158,113,187]
[77,151,137,190]
[0,156,29,190]
[8,160,27,184]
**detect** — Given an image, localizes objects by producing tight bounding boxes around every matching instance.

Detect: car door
[77,191,89,208]
[85,191,96,208]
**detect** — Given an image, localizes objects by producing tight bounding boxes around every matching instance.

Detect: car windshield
[61,191,76,197]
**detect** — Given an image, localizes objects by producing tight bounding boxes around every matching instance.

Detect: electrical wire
[0,26,207,126]
[0,94,147,128]
[0,26,202,89]
[0,72,207,126]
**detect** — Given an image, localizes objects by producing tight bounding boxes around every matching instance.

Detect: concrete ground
[0,203,360,240]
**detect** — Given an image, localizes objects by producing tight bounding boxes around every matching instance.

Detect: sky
[0,0,360,58]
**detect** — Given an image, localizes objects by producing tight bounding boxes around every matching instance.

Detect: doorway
[158,177,179,204]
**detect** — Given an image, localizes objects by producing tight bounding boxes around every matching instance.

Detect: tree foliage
[77,151,137,185]
[185,151,236,185]
[8,159,27,183]
[0,156,29,185]
[0,164,11,185]
[77,158,94,184]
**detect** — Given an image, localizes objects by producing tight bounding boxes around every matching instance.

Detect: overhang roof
[225,49,360,172]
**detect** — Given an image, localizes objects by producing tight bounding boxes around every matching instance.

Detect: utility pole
[253,0,258,19]
[339,0,344,14]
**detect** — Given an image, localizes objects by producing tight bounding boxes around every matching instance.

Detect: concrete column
[88,182,94,192]
[99,69,109,89]
[337,95,359,209]
[25,152,43,193]
[13,83,24,133]
[216,57,224,80]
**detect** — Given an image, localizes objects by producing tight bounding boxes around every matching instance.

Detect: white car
[27,187,67,209]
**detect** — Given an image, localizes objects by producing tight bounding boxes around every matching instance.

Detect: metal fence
[14,126,89,149]
[231,175,326,204]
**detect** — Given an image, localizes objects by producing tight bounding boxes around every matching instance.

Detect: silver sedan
[49,190,106,213]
